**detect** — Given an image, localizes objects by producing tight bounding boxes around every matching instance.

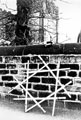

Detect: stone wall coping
[0,43,81,56]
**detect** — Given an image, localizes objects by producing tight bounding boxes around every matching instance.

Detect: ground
[0,96,81,120]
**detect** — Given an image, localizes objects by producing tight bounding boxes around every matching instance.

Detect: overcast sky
[0,0,81,43]
[0,0,17,14]
[57,0,81,43]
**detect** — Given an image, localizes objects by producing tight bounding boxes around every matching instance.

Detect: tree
[0,0,58,45]
[13,0,58,45]
[0,0,70,45]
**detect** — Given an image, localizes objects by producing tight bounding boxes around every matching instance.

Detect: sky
[0,0,17,14]
[0,0,81,43]
[57,0,81,43]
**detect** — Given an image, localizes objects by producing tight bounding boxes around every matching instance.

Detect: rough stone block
[48,64,56,69]
[76,56,81,63]
[65,85,81,92]
[41,56,49,63]
[39,64,47,69]
[60,64,79,70]
[59,70,66,77]
[74,78,81,84]
[31,56,41,63]
[49,56,58,63]
[28,90,38,97]
[57,93,67,98]
[17,64,25,69]
[78,95,81,101]
[11,89,23,95]
[29,77,40,83]
[22,83,31,89]
[5,56,21,63]
[53,71,57,76]
[68,71,77,77]
[7,64,16,69]
[0,64,6,69]
[5,82,18,87]
[69,57,76,63]
[59,56,70,63]
[2,76,13,81]
[35,72,48,76]
[29,63,38,69]
[33,84,49,91]
[57,94,76,101]
[66,94,76,100]
[0,57,2,62]
[12,57,21,63]
[57,86,64,92]
[19,70,27,75]
[39,91,50,97]
[50,85,55,92]
[0,82,3,86]
[42,77,56,84]
[21,56,30,63]
[79,71,81,77]
[0,70,9,75]
[10,70,18,74]
[5,57,12,63]
[60,78,73,85]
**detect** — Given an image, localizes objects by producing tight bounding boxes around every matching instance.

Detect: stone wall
[0,54,81,103]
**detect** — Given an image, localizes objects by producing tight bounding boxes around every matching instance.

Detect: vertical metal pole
[25,60,29,112]
[56,7,59,43]
[41,10,44,42]
[39,1,44,43]
[52,61,60,116]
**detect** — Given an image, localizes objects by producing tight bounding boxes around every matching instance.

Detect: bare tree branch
[59,0,71,4]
